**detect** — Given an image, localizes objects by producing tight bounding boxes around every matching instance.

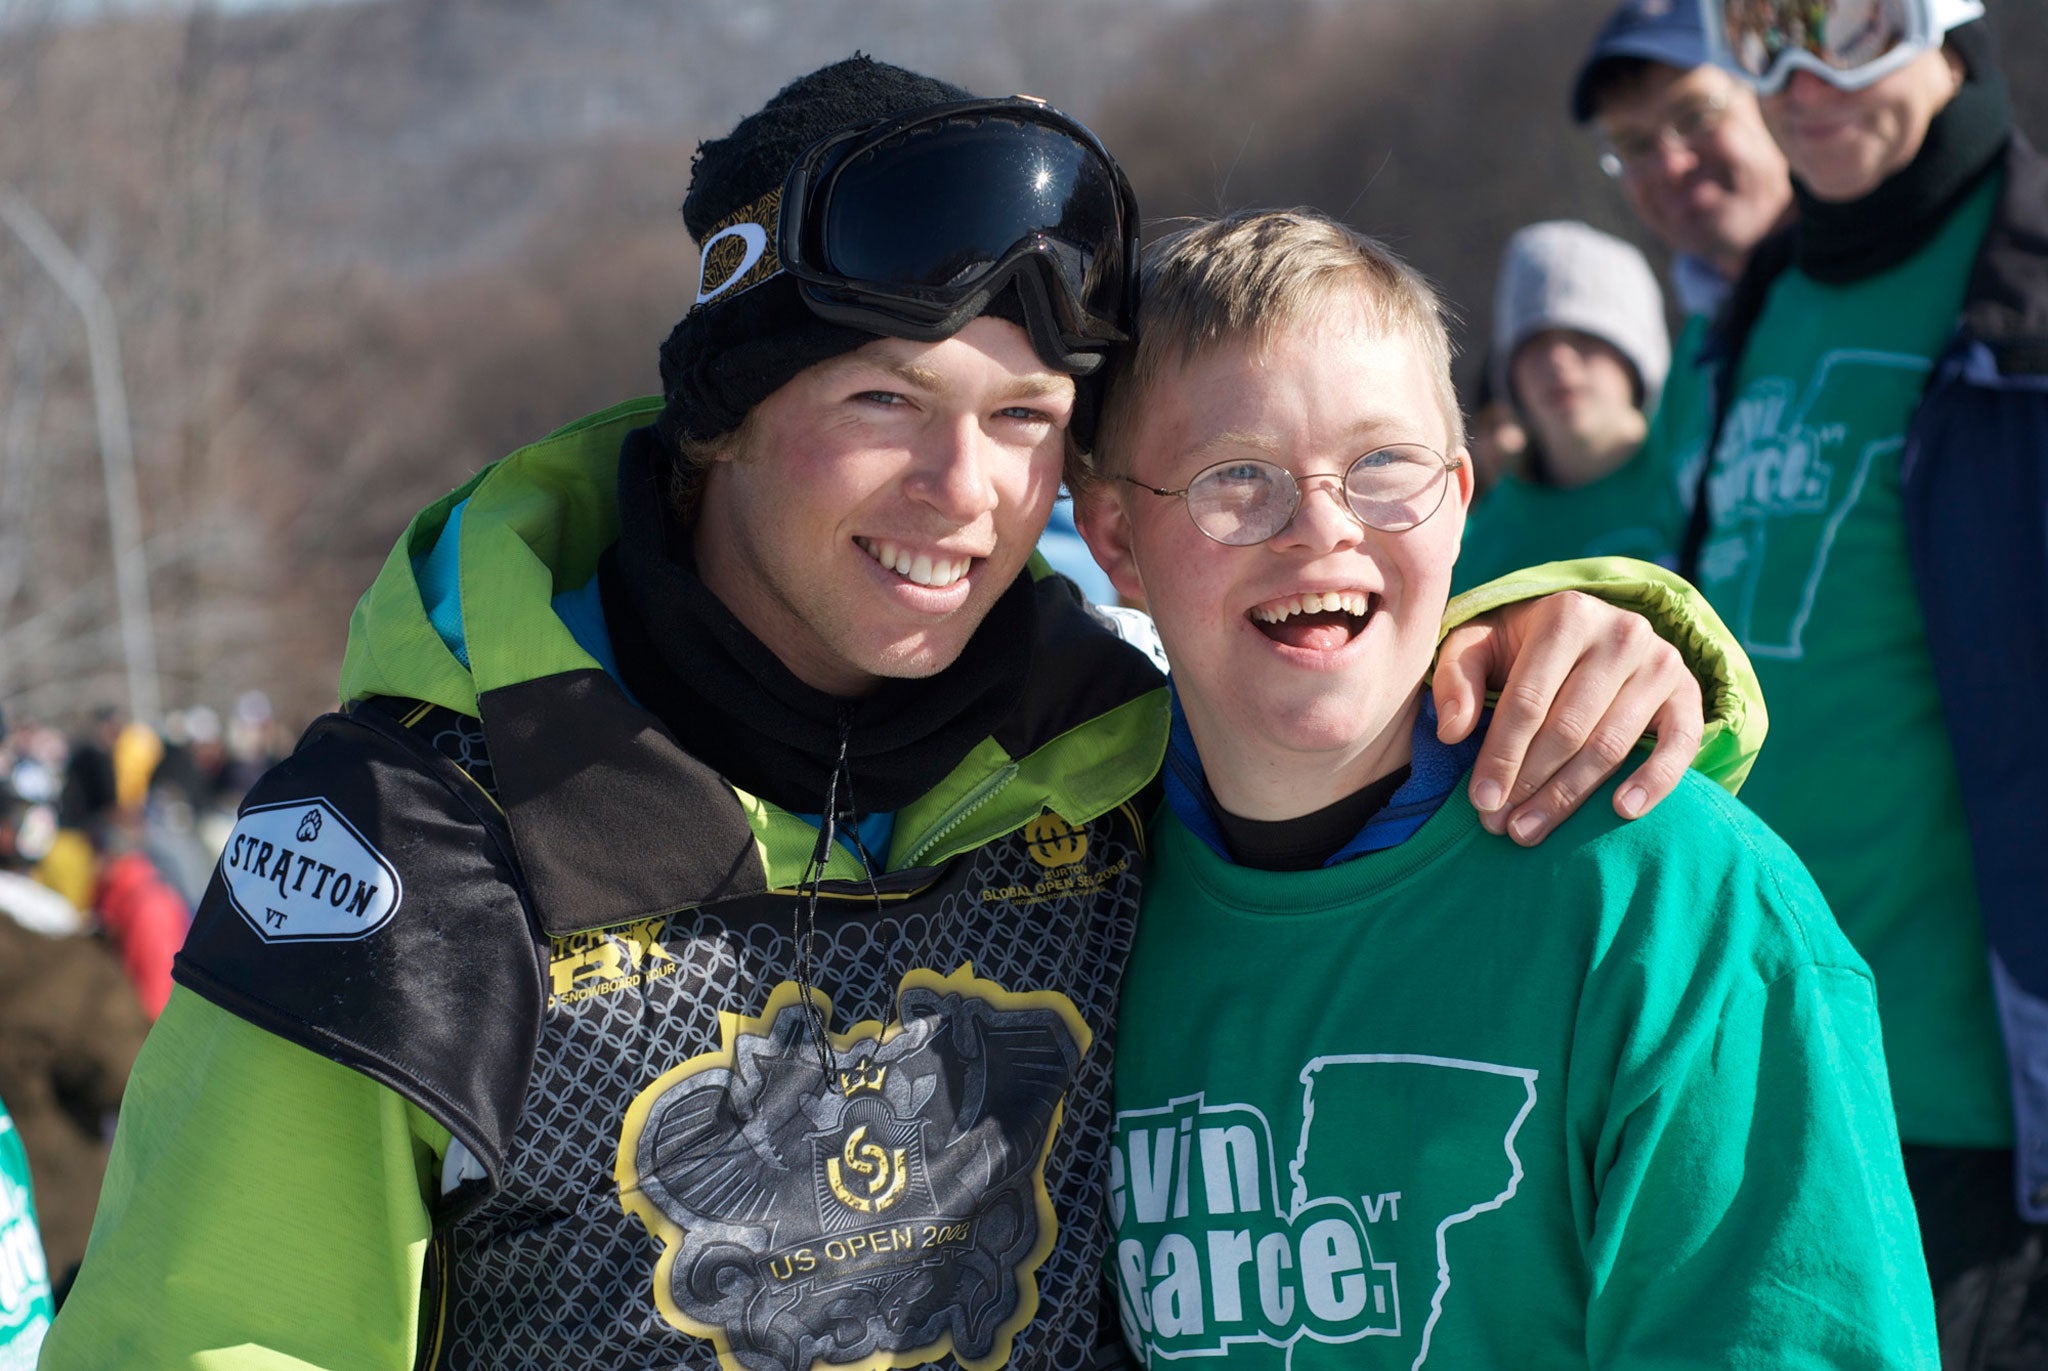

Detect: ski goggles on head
[1703,0,1982,94]
[776,96,1141,377]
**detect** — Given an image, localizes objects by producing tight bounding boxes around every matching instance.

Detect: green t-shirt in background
[1112,774,1934,1369]
[1646,172,2008,1147]
[0,1100,54,1371]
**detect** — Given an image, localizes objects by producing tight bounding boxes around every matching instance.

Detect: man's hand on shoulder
[1434,590,1703,846]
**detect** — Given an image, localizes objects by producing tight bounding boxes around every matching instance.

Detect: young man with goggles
[1624,2,2048,1359]
[43,59,1746,1370]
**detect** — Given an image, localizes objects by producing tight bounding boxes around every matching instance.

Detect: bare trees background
[0,0,2040,728]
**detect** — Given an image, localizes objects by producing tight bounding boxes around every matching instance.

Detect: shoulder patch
[176,708,543,1192]
[218,798,404,941]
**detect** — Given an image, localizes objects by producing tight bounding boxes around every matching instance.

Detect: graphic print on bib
[1112,1056,1537,1368]
[616,965,1092,1371]
[1696,349,1929,659]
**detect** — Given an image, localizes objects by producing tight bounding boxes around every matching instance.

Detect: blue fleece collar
[1163,686,1486,868]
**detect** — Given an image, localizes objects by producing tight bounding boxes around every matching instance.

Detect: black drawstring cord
[791,705,859,1079]
[834,737,888,921]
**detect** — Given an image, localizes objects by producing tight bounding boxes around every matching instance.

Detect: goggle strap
[690,188,787,310]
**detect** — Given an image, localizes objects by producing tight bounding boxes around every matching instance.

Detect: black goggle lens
[810,115,1130,338]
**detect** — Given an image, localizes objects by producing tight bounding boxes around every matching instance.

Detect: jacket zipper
[901,763,1019,868]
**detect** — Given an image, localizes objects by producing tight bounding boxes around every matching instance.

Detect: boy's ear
[1072,480,1149,606]
[1450,444,1476,511]
[1445,443,1477,558]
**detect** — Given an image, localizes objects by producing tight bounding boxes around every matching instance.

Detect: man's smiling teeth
[859,538,973,589]
[1250,590,1372,623]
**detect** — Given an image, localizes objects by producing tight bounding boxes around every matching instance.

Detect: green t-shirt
[1452,316,1703,595]
[1643,172,2007,1147]
[1112,775,1934,1369]
[0,1101,54,1371]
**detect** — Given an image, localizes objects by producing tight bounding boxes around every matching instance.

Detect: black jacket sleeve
[173,703,544,1190]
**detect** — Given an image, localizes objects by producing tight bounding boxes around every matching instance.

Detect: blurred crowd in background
[0,694,281,1292]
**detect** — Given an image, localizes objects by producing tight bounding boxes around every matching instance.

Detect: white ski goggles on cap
[1703,0,1983,93]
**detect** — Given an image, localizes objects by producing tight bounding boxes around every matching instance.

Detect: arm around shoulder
[1440,556,1765,794]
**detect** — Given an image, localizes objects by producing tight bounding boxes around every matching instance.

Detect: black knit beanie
[655,57,976,451]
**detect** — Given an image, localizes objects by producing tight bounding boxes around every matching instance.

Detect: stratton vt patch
[617,965,1093,1371]
[216,798,402,942]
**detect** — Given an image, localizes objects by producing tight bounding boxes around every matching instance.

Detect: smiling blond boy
[1075,208,1934,1369]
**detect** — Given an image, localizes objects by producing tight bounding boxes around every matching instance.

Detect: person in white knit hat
[1454,221,1677,590]
[1494,220,1670,488]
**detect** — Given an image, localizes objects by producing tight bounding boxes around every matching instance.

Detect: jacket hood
[340,398,648,716]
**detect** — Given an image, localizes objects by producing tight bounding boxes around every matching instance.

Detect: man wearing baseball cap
[1573,0,1793,319]
[42,57,1739,1369]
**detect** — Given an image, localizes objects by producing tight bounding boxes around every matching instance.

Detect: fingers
[1497,641,1705,845]
[1463,587,1721,842]
[1609,684,1706,821]
[1431,623,1497,745]
[1451,590,1714,842]
[1496,664,1667,842]
[1464,601,1601,832]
